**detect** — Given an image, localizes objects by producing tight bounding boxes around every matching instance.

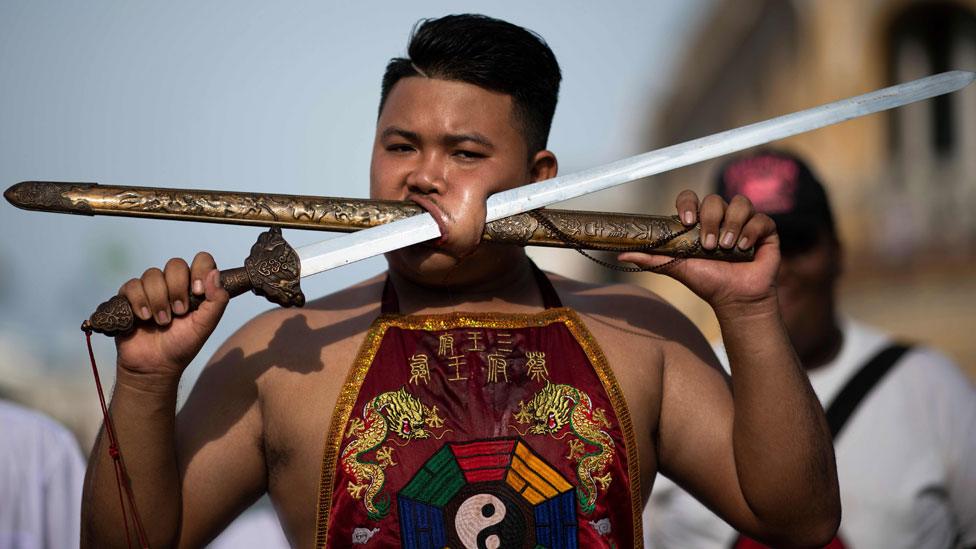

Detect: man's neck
[388,253,547,315]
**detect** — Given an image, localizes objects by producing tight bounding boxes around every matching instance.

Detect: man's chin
[384,246,463,283]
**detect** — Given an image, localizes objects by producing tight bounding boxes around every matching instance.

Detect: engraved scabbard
[5,181,752,260]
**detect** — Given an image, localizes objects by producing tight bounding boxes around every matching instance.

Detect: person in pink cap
[646,150,976,549]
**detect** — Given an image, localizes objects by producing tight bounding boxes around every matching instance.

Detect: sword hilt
[81,227,305,337]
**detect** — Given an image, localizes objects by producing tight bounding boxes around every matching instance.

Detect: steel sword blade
[296,70,975,276]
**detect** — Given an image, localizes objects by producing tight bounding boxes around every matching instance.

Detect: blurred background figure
[208,496,289,549]
[0,397,85,549]
[644,150,976,549]
[630,0,976,374]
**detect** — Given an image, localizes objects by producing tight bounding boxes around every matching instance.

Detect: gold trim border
[313,308,642,548]
[560,309,644,548]
[313,316,390,549]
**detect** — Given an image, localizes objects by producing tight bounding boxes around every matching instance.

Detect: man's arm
[623,191,840,547]
[81,256,268,548]
[172,314,281,547]
[655,300,837,544]
[82,368,183,547]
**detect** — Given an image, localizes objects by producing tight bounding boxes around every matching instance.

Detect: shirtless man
[82,14,840,548]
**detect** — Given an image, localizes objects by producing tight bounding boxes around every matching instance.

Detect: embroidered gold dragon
[513,382,615,513]
[340,387,445,519]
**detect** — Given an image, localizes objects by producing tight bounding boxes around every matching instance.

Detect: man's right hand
[115,251,230,377]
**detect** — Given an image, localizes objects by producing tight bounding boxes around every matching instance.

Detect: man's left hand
[619,189,779,312]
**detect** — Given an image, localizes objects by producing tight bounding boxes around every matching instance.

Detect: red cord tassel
[85,330,151,549]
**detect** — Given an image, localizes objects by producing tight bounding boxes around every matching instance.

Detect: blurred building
[628,0,976,375]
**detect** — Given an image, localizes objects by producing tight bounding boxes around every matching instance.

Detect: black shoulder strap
[825,342,912,439]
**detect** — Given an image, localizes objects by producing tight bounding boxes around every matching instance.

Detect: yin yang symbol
[455,494,506,549]
[452,490,529,549]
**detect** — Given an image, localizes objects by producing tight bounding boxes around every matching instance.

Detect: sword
[297,70,975,276]
[74,70,973,336]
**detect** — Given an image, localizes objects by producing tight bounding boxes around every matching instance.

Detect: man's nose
[406,153,446,195]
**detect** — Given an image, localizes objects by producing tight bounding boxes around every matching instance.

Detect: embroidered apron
[315,266,642,548]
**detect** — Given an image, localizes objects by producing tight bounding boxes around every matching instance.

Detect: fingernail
[156,310,170,324]
[140,307,151,320]
[683,211,694,225]
[192,280,204,295]
[172,300,186,315]
[704,233,717,249]
[737,236,750,249]
[721,231,734,248]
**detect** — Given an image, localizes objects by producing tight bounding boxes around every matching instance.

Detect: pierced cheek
[441,201,488,257]
[457,215,485,237]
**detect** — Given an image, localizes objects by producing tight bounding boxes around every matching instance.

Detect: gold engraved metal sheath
[4,181,751,261]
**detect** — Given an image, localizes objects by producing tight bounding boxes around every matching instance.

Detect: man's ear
[528,150,558,182]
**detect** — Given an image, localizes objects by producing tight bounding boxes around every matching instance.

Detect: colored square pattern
[398,437,578,548]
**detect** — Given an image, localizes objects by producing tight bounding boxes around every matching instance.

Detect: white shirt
[0,400,86,549]
[208,498,290,549]
[645,319,976,549]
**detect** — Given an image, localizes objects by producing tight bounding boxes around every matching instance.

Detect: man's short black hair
[379,14,562,155]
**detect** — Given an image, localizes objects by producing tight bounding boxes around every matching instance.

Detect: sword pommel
[5,181,99,215]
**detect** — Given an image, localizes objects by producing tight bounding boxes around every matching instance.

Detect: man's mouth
[407,194,450,247]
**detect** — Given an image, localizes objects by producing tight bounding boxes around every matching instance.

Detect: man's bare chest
[259,311,667,544]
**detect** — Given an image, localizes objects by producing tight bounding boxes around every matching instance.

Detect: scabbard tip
[3,182,27,208]
[3,181,97,214]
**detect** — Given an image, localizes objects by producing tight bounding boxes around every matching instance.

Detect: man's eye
[386,144,414,153]
[453,150,486,159]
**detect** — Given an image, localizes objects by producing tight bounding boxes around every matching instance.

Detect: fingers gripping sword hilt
[81,227,305,337]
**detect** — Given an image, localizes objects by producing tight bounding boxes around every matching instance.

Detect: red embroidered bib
[315,273,642,548]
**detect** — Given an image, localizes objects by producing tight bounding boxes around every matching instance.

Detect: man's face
[370,77,542,282]
[775,231,840,357]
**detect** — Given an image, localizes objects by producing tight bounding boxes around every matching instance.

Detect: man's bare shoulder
[204,274,385,380]
[232,274,381,338]
[549,273,694,337]
[548,271,718,368]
